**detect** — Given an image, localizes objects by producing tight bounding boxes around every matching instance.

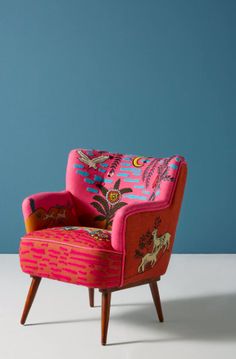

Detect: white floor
[0,254,236,359]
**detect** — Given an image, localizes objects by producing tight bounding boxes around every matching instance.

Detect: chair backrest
[66,148,186,229]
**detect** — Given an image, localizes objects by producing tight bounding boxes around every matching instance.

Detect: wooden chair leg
[89,288,94,307]
[149,281,164,322]
[20,276,41,325]
[101,291,111,345]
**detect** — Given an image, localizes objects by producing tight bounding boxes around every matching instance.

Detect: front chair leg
[101,291,111,345]
[20,276,41,325]
[88,288,94,307]
[149,281,164,322]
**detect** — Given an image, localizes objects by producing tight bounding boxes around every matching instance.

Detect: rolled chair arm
[112,163,187,287]
[22,190,79,233]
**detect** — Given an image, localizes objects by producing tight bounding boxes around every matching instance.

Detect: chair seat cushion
[19,226,122,288]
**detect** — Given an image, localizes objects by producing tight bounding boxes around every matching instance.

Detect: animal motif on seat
[138,228,171,273]
[84,228,111,241]
[62,226,111,241]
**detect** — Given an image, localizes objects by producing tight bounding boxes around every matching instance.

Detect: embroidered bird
[77,150,109,169]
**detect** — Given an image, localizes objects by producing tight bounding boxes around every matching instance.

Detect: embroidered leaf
[154,217,161,228]
[114,178,121,189]
[138,229,154,250]
[93,195,109,213]
[120,188,132,194]
[110,201,127,216]
[94,215,106,221]
[149,193,155,201]
[90,202,106,215]
[97,184,108,197]
[164,175,175,182]
[29,198,36,213]
[107,154,122,177]
[146,159,159,188]
[142,158,157,182]
[107,221,113,227]
[135,249,143,258]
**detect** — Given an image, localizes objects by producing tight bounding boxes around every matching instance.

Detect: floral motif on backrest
[66,149,184,229]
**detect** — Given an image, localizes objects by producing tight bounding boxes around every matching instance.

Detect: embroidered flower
[106,189,121,205]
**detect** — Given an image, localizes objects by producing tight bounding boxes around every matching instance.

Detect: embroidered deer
[138,228,171,273]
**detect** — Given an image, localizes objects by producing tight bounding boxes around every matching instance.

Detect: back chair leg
[149,281,164,322]
[20,276,41,325]
[88,288,94,307]
[101,291,111,345]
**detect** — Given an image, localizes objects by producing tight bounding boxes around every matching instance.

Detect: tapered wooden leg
[89,288,94,307]
[149,281,164,322]
[101,291,111,345]
[20,276,41,325]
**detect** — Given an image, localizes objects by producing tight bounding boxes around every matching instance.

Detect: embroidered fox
[138,228,171,273]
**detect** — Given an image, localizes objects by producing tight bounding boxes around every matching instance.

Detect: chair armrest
[111,163,187,287]
[22,190,78,233]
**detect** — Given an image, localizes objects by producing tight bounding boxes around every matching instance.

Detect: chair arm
[111,163,187,287]
[22,190,79,233]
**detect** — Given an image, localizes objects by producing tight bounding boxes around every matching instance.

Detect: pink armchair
[19,148,187,345]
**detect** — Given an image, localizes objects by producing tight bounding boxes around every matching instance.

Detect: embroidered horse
[138,229,171,273]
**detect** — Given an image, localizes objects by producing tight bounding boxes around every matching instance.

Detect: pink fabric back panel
[66,148,185,229]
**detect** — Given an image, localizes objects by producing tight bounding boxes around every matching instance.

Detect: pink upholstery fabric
[20,226,122,288]
[66,149,184,229]
[22,191,79,232]
[22,191,76,220]
[19,148,187,289]
[111,161,187,252]
[113,163,187,287]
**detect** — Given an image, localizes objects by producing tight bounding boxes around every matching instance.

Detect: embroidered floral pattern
[107,154,123,177]
[90,179,133,229]
[148,157,176,201]
[106,189,121,205]
[71,149,183,228]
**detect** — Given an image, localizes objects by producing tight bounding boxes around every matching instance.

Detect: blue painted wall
[0,0,235,253]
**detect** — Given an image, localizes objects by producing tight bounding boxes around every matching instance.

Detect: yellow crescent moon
[132,157,144,167]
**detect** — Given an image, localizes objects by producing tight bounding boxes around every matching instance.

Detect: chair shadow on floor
[25,292,236,345]
[108,292,236,345]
